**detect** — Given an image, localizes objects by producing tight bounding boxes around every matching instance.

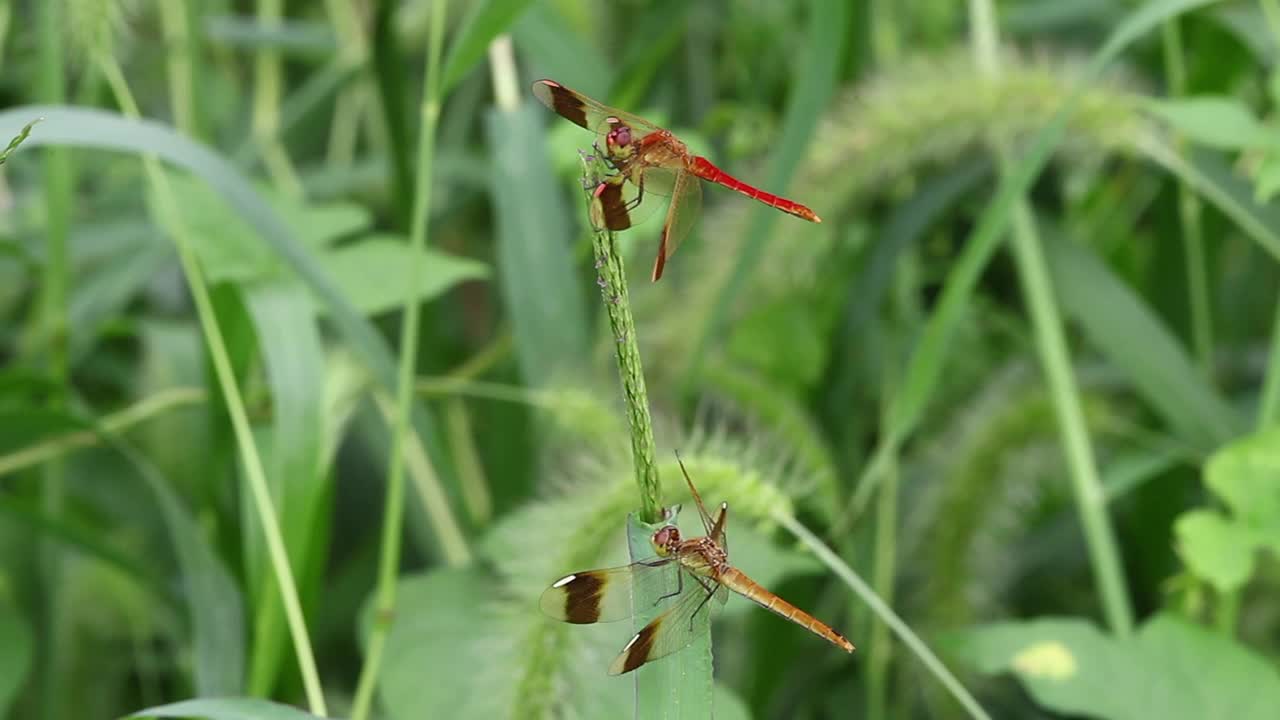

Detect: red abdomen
[689,157,821,223]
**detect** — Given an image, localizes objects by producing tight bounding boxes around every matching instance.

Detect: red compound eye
[607,122,632,147]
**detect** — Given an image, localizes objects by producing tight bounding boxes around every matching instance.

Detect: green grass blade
[1044,231,1241,451]
[0,106,459,494]
[887,0,1222,443]
[442,0,535,93]
[242,284,327,696]
[0,597,32,717]
[486,102,588,386]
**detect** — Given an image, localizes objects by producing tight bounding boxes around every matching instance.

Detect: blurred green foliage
[1,0,1280,719]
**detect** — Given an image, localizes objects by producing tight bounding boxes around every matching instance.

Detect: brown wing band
[562,573,604,624]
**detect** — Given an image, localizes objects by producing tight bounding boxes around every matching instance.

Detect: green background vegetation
[2,0,1280,718]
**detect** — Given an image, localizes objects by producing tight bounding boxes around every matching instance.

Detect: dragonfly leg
[625,174,646,211]
[688,577,717,632]
[653,567,683,607]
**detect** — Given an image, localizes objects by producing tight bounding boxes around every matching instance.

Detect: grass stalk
[969,0,1134,636]
[34,3,73,716]
[350,0,452,716]
[582,160,662,524]
[93,53,328,716]
[1161,18,1214,379]
[157,0,198,137]
[776,513,992,720]
[1259,303,1280,427]
[866,444,899,720]
[323,0,370,167]
[252,0,302,196]
[0,388,207,478]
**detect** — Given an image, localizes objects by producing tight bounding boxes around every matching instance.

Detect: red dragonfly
[532,79,822,281]
[540,456,854,675]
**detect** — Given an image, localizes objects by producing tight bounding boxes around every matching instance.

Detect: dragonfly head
[604,118,637,161]
[652,525,682,557]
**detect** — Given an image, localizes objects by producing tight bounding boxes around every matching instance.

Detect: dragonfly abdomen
[720,568,854,652]
[689,157,822,223]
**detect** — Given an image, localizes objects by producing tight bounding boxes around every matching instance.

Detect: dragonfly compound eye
[607,122,632,148]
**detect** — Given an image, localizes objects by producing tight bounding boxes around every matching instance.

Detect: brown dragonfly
[540,456,854,675]
[532,79,822,281]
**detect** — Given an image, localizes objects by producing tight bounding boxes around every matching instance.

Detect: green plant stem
[323,0,369,167]
[34,3,72,717]
[1215,587,1240,635]
[969,0,1133,637]
[350,0,452,716]
[370,392,471,567]
[866,444,899,720]
[776,513,992,720]
[585,183,662,523]
[252,0,302,196]
[0,388,207,478]
[1161,18,1214,380]
[1259,303,1280,427]
[94,53,328,716]
[157,0,197,137]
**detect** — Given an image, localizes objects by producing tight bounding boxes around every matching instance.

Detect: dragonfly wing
[608,573,721,675]
[540,559,676,624]
[650,170,702,281]
[532,79,665,139]
[589,168,675,231]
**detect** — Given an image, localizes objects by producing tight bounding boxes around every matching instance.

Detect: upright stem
[34,3,72,717]
[1161,18,1214,379]
[350,0,451,716]
[584,169,662,523]
[968,0,1134,635]
[158,0,198,137]
[94,53,328,715]
[252,0,302,196]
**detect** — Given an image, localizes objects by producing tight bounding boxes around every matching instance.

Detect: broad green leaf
[952,613,1280,720]
[1175,510,1259,592]
[377,567,531,719]
[1252,151,1280,203]
[129,698,326,720]
[1178,426,1280,591]
[442,0,535,92]
[315,235,488,316]
[1204,425,1280,529]
[0,599,32,716]
[1145,96,1272,149]
[166,173,370,283]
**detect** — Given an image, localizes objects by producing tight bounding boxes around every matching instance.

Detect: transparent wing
[588,168,676,232]
[674,452,716,537]
[533,79,666,139]
[607,572,723,675]
[540,559,677,624]
[650,170,702,281]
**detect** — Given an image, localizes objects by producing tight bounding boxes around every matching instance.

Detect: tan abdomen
[719,568,854,652]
